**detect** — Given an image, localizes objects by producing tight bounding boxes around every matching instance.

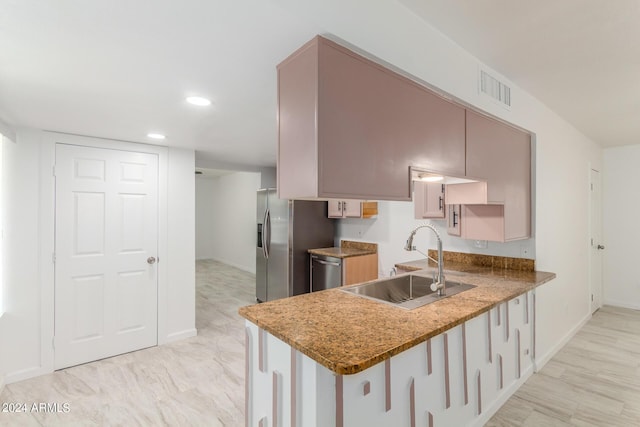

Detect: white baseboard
[603,299,640,311]
[0,373,5,395]
[207,257,255,275]
[471,365,535,427]
[4,366,50,385]
[534,312,592,371]
[3,329,197,386]
[165,328,197,343]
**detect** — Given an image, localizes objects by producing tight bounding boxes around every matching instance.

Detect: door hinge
[591,294,594,302]
[52,336,55,350]
[52,253,56,263]
[590,183,593,191]
[53,165,56,176]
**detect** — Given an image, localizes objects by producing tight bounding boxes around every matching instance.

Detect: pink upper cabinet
[465,110,531,206]
[277,36,465,201]
[447,110,531,242]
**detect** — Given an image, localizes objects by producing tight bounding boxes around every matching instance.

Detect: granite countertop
[308,247,376,258]
[239,260,555,375]
[308,240,378,259]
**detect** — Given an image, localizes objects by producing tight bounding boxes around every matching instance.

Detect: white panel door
[54,144,159,369]
[590,168,603,312]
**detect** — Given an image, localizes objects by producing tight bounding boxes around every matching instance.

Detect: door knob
[597,245,605,250]
[147,256,157,264]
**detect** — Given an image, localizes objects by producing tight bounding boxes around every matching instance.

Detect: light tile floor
[1,261,639,426]
[0,260,254,427]
[487,305,640,426]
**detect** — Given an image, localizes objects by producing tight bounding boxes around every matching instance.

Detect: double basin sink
[341,274,475,310]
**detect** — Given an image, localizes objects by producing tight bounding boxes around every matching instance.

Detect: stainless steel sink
[341,274,475,310]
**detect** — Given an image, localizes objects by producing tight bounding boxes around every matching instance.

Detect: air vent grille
[479,69,511,108]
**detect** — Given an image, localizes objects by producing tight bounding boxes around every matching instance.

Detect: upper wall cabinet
[447,110,531,241]
[277,36,466,201]
[414,181,445,219]
[328,200,378,219]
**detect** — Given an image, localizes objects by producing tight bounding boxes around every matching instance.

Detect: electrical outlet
[474,240,488,249]
[520,245,530,258]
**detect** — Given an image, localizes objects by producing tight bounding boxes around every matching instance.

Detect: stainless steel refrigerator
[256,188,335,302]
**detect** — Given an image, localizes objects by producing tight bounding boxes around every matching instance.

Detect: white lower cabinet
[245,291,535,427]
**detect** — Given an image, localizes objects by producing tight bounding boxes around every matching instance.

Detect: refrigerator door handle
[265,208,271,259]
[262,208,269,259]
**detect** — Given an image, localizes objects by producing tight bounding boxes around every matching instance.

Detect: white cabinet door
[54,144,159,369]
[342,199,362,217]
[328,199,343,217]
[328,199,362,218]
[414,182,445,218]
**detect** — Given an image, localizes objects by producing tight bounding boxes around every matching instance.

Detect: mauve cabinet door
[465,111,531,241]
[317,40,465,201]
[466,111,530,204]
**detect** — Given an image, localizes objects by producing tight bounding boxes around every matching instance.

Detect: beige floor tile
[0,259,255,426]
[489,306,640,426]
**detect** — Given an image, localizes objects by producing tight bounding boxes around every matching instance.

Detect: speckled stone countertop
[239,261,555,375]
[308,240,377,258]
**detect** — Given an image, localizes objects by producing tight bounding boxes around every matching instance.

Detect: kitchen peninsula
[239,255,555,427]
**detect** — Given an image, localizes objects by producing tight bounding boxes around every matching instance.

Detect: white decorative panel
[116,270,146,333]
[245,291,537,427]
[74,158,105,181]
[74,192,105,255]
[120,162,146,183]
[72,274,105,341]
[120,194,145,253]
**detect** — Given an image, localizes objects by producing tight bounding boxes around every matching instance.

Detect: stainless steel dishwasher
[310,254,343,291]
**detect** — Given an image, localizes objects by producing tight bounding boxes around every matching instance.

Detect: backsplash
[341,240,378,252]
[427,250,535,272]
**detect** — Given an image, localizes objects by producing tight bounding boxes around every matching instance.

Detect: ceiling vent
[479,68,511,109]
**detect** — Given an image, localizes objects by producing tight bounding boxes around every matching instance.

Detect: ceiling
[399,0,640,147]
[1,1,637,170]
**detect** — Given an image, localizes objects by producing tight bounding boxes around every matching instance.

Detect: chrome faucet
[404,224,446,296]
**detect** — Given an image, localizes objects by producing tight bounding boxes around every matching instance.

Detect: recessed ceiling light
[186,96,211,106]
[147,133,166,140]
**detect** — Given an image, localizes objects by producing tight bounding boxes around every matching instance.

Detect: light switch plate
[474,240,488,249]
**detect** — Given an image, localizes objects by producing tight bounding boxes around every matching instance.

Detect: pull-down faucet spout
[404,224,445,296]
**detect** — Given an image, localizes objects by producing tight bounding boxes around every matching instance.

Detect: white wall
[0,129,41,383]
[338,200,535,278]
[276,0,603,368]
[196,177,216,259]
[195,171,261,273]
[602,145,640,309]
[0,129,196,383]
[166,147,196,341]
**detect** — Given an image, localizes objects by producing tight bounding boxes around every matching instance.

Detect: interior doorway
[54,143,159,369]
[589,168,603,313]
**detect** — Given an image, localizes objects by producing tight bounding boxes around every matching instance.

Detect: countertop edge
[308,247,377,258]
[239,270,556,375]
